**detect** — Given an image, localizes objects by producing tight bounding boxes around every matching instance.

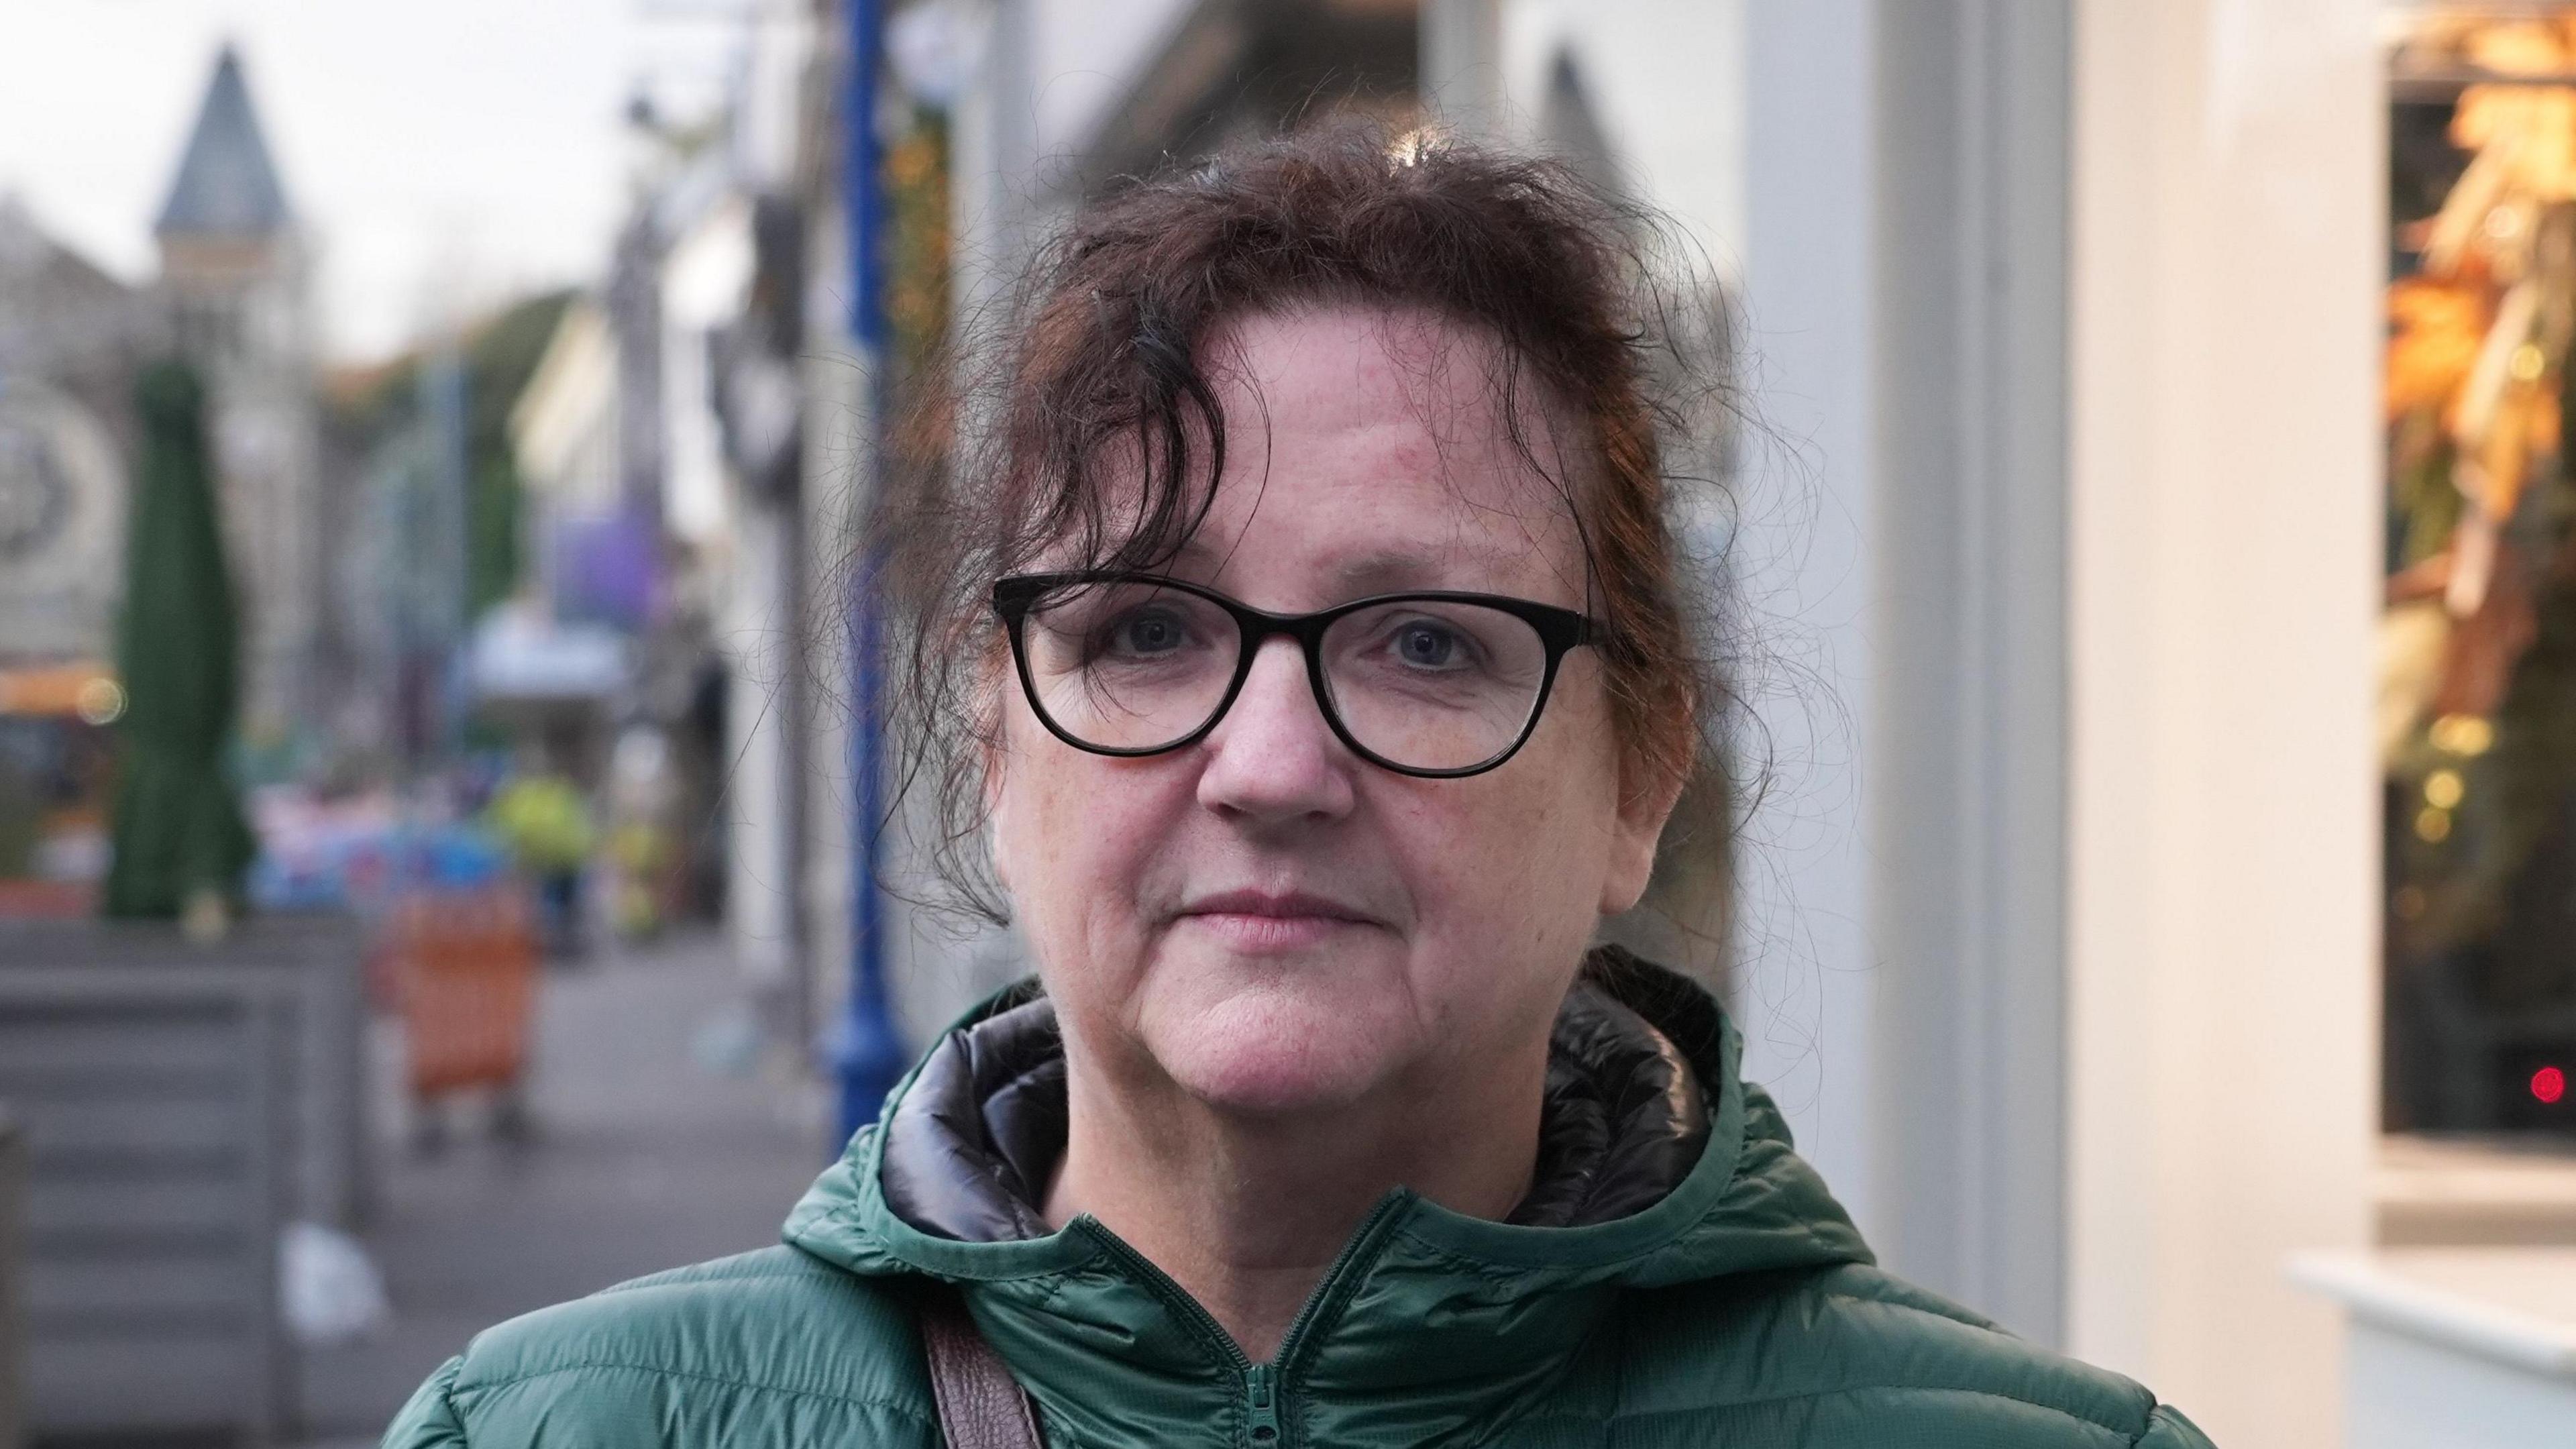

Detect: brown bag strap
[916,1281,1044,1449]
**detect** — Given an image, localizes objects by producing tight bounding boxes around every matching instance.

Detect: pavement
[296,930,830,1444]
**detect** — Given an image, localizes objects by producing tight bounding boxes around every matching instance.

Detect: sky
[0,0,751,363]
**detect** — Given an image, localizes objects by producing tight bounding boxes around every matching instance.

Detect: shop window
[2383,13,2576,1140]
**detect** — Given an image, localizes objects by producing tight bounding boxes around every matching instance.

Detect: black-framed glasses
[990,571,1599,778]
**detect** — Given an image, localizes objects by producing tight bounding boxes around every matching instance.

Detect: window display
[2383,11,2576,1136]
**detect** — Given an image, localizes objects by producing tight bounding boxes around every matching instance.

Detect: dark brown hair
[878,117,1739,918]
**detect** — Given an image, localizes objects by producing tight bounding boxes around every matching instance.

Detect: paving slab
[297,931,828,1444]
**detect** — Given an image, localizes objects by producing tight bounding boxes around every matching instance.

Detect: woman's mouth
[1173,890,1379,954]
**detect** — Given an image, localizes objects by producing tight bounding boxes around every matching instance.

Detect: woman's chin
[1143,983,1415,1117]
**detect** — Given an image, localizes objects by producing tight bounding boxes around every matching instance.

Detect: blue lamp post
[830,0,910,1148]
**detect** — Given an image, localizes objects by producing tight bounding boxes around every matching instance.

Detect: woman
[388,125,2214,1448]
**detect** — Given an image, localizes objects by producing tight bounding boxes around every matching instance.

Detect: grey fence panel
[0,987,289,1440]
[0,917,362,1446]
[1,1104,24,1449]
[0,917,370,1229]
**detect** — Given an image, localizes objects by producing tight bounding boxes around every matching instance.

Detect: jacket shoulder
[1571,1264,2216,1447]
[383,1246,940,1448]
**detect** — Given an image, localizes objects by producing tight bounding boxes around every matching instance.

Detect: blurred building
[0,202,156,907]
[511,301,635,631]
[319,293,572,775]
[0,42,324,904]
[487,11,841,997]
[0,44,321,735]
[156,45,325,755]
[0,199,156,669]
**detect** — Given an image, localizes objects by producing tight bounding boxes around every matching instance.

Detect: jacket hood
[783,948,1872,1446]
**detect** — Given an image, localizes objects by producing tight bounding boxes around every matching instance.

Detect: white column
[724,498,797,990]
[1423,0,1504,137]
[798,197,860,1061]
[2065,1,2381,1442]
[1868,0,2074,1348]
[1735,0,1883,1242]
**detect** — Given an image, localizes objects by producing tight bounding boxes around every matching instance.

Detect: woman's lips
[1180,910,1363,953]
[1173,890,1379,954]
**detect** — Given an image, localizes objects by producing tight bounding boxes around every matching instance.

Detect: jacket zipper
[1077,1193,1411,1449]
[1268,1193,1407,1368]
[1243,1363,1281,1446]
[1081,1224,1254,1371]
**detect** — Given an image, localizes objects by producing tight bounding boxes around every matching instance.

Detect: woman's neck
[1042,1041,1550,1362]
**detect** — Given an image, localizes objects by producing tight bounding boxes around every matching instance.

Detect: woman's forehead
[1172,306,1591,597]
[1203,303,1570,459]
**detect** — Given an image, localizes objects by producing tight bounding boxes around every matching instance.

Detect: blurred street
[297,932,823,1444]
[5,3,2576,1444]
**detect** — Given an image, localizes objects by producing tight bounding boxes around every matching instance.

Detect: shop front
[936,0,2557,1438]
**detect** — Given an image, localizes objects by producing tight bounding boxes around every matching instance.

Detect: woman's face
[990,305,1674,1118]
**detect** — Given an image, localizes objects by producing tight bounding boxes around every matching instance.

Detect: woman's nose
[1195,636,1356,824]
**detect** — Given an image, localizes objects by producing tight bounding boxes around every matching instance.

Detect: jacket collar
[870,960,1712,1244]
[783,949,1872,1444]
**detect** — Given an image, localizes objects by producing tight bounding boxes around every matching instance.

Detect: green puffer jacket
[386,953,2214,1447]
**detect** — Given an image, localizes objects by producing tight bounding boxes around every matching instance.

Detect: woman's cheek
[1028,761,1173,980]
[1436,772,1609,989]
[997,753,1103,951]
[1378,784,1532,964]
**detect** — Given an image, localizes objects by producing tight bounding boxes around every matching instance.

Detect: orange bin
[383,887,539,1099]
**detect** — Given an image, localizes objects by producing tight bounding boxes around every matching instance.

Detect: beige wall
[2068,2,2382,1442]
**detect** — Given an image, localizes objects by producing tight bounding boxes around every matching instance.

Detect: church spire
[154,44,291,240]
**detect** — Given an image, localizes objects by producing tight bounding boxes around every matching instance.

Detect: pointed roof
[154,45,291,239]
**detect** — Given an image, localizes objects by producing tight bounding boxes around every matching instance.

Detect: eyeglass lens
[1016,579,1552,771]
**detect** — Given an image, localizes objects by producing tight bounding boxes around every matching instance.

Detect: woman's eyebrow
[1328,551,1454,594]
[1156,535,1228,581]
[1160,538,1453,592]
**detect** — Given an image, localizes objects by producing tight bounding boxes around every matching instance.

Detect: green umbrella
[103,360,254,920]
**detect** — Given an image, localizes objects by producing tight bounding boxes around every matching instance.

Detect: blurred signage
[0,661,119,721]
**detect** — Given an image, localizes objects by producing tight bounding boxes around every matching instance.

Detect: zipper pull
[1243,1363,1281,1447]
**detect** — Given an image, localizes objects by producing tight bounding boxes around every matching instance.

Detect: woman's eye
[1104,609,1188,657]
[1393,623,1465,668]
